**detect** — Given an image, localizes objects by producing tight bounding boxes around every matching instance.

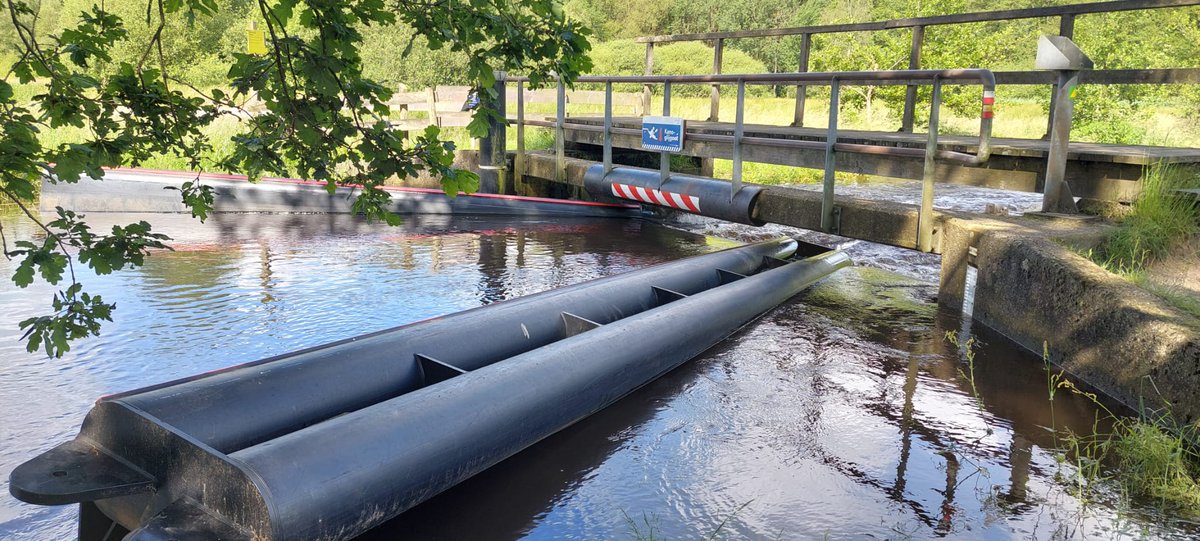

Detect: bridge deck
[554,116,1200,201]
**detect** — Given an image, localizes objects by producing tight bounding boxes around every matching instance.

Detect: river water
[0,209,1195,540]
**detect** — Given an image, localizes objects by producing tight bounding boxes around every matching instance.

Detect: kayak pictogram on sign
[641,116,685,153]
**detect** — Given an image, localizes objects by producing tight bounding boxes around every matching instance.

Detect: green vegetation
[1083,163,1200,319]
[587,39,769,97]
[947,335,1200,520]
[1094,165,1200,274]
[1047,365,1200,518]
[2,0,1198,354]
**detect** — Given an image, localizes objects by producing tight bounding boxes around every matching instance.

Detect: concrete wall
[973,232,1200,424]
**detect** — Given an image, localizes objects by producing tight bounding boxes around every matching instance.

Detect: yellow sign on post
[247,26,267,55]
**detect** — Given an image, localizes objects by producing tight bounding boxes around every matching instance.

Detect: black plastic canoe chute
[9,238,850,541]
[583,164,766,226]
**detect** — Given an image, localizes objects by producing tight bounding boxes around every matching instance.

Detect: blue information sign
[641,116,685,153]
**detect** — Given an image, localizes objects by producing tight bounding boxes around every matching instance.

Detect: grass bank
[1084,163,1200,319]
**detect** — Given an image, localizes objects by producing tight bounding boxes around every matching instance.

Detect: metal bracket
[417,354,468,386]
[760,256,790,271]
[830,206,842,235]
[716,268,747,285]
[652,286,689,306]
[561,312,602,337]
[8,439,155,506]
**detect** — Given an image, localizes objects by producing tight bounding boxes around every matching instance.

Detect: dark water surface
[0,211,1194,540]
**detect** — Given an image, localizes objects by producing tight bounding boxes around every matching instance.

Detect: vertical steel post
[1059,14,1076,39]
[919,79,941,253]
[515,80,525,193]
[732,79,746,202]
[1043,70,1079,214]
[603,81,613,176]
[1045,15,1076,138]
[643,43,654,116]
[821,79,840,233]
[792,33,812,127]
[709,38,724,122]
[555,78,566,183]
[479,72,507,194]
[901,25,925,133]
[660,81,672,187]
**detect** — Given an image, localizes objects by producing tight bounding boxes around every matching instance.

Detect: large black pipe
[105,238,797,455]
[10,240,849,541]
[11,241,797,519]
[583,164,766,225]
[140,250,850,540]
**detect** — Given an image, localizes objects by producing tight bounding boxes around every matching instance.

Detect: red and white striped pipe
[610,182,701,213]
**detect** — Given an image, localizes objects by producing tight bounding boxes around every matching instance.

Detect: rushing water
[0,210,1195,540]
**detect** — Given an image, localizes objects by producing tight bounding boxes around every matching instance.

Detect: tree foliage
[0,0,590,356]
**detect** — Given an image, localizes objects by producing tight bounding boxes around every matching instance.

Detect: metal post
[709,38,724,122]
[1045,15,1076,138]
[792,33,811,127]
[660,81,671,187]
[821,79,840,233]
[901,25,925,132]
[1043,70,1079,213]
[603,81,613,176]
[555,78,566,183]
[643,42,654,116]
[515,81,525,193]
[919,79,941,253]
[1059,14,1076,39]
[479,71,507,194]
[732,79,745,202]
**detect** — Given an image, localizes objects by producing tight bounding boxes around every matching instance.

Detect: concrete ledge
[974,233,1200,423]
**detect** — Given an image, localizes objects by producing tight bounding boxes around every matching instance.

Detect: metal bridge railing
[506,69,996,253]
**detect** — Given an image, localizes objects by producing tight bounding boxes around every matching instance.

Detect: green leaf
[466,114,490,139]
[13,263,35,288]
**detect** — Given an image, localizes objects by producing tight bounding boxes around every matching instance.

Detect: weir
[9,239,850,541]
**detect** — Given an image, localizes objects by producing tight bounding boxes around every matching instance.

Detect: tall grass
[949,334,1200,519]
[1096,163,1200,274]
[1051,376,1200,518]
[1082,163,1200,319]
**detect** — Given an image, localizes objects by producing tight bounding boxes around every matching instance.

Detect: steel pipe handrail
[508,68,996,87]
[506,69,995,252]
[520,119,985,164]
[508,69,995,164]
